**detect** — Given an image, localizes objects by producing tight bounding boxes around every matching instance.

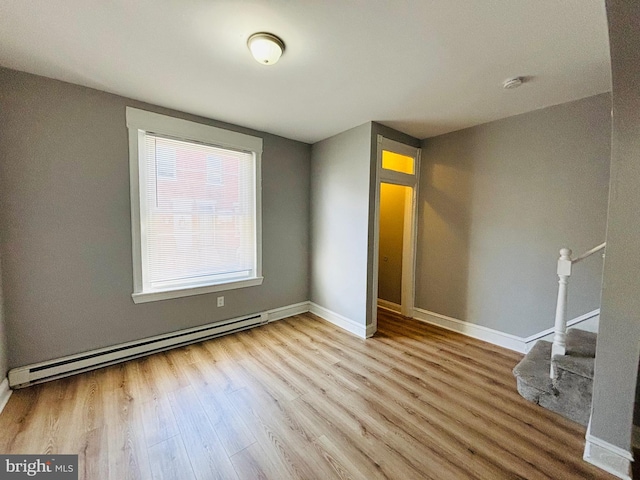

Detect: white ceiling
[0,1,611,144]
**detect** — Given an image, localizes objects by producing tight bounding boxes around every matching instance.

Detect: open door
[370,136,420,334]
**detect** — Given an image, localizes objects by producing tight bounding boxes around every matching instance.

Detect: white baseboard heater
[8,312,267,388]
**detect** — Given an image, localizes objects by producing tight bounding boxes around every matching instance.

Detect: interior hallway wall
[417,93,611,338]
[0,255,8,380]
[589,0,640,454]
[310,123,373,330]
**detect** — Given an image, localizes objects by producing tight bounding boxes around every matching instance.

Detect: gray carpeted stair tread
[512,330,598,426]
[512,340,554,395]
[513,329,597,426]
[565,328,597,357]
[537,374,592,426]
[553,353,595,379]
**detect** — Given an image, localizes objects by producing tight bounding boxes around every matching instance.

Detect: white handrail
[572,242,606,265]
[550,242,605,379]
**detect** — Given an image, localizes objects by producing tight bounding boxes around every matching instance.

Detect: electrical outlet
[217,296,224,307]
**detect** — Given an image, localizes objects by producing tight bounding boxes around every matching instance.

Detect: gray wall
[310,123,372,327]
[0,68,311,368]
[636,365,640,427]
[417,94,611,337]
[0,256,7,379]
[589,0,640,452]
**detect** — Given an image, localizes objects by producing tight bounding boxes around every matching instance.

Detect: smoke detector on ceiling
[503,77,524,89]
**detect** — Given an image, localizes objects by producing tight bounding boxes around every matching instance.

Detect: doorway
[378,183,411,312]
[371,136,420,333]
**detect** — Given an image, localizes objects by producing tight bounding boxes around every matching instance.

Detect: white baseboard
[584,433,632,480]
[267,301,310,322]
[309,302,367,338]
[377,298,401,313]
[366,323,376,338]
[0,378,12,415]
[413,308,527,353]
[412,308,601,354]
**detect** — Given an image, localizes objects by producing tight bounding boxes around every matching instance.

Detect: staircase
[513,243,604,426]
[513,328,596,425]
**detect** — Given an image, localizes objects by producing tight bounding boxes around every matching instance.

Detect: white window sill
[131,277,264,304]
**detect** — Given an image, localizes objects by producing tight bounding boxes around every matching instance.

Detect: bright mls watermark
[0,455,77,479]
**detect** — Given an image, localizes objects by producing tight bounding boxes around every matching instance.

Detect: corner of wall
[584,432,633,480]
[0,253,9,408]
[0,378,11,415]
[309,302,367,339]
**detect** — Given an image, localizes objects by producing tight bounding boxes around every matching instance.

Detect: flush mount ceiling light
[247,32,285,65]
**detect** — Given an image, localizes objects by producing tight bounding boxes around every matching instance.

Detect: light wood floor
[0,310,617,480]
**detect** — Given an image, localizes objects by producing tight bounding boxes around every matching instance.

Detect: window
[382,150,414,174]
[126,107,263,303]
[156,142,177,179]
[206,155,223,185]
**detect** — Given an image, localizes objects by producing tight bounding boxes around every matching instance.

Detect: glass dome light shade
[247,33,285,65]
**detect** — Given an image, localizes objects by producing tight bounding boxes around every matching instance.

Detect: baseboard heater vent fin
[9,312,267,388]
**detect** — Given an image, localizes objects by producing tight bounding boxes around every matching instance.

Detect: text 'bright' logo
[5,459,51,476]
[0,455,77,479]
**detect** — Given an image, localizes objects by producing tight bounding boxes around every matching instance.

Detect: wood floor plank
[311,433,383,480]
[332,361,539,479]
[228,386,324,447]
[185,361,256,457]
[147,352,190,395]
[0,310,617,480]
[381,311,521,366]
[131,357,162,402]
[140,394,180,448]
[183,342,220,365]
[197,340,250,394]
[308,313,586,451]
[230,441,295,480]
[14,378,74,454]
[231,345,307,402]
[167,386,239,480]
[77,425,110,480]
[254,322,342,369]
[165,343,202,366]
[102,364,153,480]
[331,332,582,452]
[0,385,39,453]
[147,434,195,480]
[295,390,440,480]
[53,370,106,459]
[228,388,317,479]
[228,387,342,480]
[237,328,358,399]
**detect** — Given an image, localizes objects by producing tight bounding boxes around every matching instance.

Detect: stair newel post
[551,248,572,379]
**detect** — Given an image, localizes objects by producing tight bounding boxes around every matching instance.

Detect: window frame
[126,107,263,304]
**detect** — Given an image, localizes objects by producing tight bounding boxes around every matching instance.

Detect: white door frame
[370,135,421,334]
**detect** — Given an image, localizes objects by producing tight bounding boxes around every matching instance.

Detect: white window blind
[143,135,256,290]
[127,107,263,303]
